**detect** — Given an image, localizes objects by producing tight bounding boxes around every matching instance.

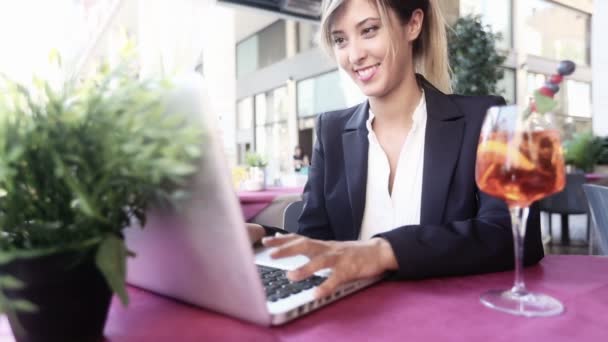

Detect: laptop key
[257,265,327,301]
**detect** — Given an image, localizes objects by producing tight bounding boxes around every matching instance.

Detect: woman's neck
[368,73,422,128]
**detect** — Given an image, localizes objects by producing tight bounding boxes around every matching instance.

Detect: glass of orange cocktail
[475,105,565,317]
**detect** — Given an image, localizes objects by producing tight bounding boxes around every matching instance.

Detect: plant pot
[242,166,266,191]
[0,246,112,342]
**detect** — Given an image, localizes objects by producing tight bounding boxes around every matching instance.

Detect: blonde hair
[319,0,452,94]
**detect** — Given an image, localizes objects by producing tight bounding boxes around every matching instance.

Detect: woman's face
[330,0,422,99]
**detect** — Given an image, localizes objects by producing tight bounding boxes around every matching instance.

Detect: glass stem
[509,206,530,295]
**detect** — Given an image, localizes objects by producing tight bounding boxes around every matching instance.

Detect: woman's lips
[355,63,380,82]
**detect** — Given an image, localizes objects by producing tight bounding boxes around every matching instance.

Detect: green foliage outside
[245,152,268,168]
[448,15,507,97]
[564,132,608,172]
[0,61,203,319]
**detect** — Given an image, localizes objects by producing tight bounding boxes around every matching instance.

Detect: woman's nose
[348,40,367,65]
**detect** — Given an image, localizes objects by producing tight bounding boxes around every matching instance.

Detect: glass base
[480,289,564,317]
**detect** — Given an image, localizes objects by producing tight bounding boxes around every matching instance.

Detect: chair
[538,173,589,245]
[582,184,608,255]
[283,200,304,233]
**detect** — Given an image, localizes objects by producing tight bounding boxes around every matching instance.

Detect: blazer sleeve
[376,196,543,279]
[296,113,335,240]
[376,96,544,279]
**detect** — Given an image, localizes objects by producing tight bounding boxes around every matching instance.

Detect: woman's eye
[333,37,346,46]
[362,26,379,35]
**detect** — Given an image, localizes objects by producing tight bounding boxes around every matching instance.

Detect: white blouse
[358,93,427,240]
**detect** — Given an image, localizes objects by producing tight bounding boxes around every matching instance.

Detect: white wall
[201,4,238,165]
[234,7,277,42]
[592,0,608,136]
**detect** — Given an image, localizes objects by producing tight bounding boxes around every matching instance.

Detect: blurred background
[0,0,605,250]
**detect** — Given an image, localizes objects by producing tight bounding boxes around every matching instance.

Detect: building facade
[232,0,594,182]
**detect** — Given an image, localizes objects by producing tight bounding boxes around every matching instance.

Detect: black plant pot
[0,246,112,342]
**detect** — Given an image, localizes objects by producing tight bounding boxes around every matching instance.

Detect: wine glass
[475,105,565,317]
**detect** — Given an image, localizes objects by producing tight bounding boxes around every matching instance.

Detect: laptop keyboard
[257,265,326,302]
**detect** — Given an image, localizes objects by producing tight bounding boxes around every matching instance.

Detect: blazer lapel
[342,102,369,239]
[419,77,466,225]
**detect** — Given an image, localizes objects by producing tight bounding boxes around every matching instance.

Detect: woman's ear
[405,9,424,42]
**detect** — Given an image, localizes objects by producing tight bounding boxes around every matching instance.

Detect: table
[2,256,607,341]
[238,187,303,222]
[586,173,608,184]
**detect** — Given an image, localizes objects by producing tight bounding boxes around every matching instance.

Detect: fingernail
[261,237,271,245]
[286,270,298,281]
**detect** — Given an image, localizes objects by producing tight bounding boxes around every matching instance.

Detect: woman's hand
[262,234,399,299]
[246,223,266,245]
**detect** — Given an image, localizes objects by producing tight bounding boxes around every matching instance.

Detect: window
[559,80,592,118]
[236,20,286,78]
[296,22,319,53]
[254,87,290,173]
[236,36,258,78]
[460,0,512,49]
[524,0,590,65]
[526,72,591,138]
[297,70,347,117]
[497,68,516,104]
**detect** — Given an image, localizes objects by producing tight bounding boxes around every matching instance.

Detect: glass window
[236,36,258,78]
[258,20,286,69]
[497,68,516,104]
[559,80,592,118]
[297,70,347,117]
[524,0,590,65]
[460,0,512,49]
[526,72,546,101]
[236,20,286,78]
[526,72,591,118]
[253,86,290,173]
[296,22,319,53]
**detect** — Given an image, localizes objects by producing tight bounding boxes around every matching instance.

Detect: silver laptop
[124,73,381,326]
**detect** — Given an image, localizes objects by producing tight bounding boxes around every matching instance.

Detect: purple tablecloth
[239,187,303,221]
[2,255,607,341]
[105,255,608,341]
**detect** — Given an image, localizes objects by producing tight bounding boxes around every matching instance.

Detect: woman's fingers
[314,273,344,299]
[261,233,299,247]
[287,254,336,281]
[246,223,265,245]
[269,237,327,259]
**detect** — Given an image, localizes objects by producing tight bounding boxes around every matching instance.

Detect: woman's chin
[359,85,386,98]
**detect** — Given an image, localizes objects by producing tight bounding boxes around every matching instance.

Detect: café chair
[283,200,304,233]
[582,184,608,255]
[538,173,589,245]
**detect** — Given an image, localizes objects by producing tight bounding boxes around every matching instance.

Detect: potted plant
[596,136,608,174]
[0,63,202,341]
[563,132,607,173]
[243,152,268,191]
[448,15,507,97]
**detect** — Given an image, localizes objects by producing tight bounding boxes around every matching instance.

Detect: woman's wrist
[372,237,399,271]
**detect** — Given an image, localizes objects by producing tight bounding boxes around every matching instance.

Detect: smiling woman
[248,0,544,300]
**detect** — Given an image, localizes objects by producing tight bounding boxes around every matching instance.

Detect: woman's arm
[375,194,543,279]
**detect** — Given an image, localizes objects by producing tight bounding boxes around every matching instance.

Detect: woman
[248,0,543,299]
[293,145,310,172]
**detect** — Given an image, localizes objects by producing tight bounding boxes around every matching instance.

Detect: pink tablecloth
[84,255,608,341]
[586,173,608,183]
[239,187,303,220]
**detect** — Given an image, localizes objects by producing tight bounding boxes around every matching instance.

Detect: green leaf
[534,90,558,114]
[10,299,37,313]
[95,235,129,306]
[0,276,25,289]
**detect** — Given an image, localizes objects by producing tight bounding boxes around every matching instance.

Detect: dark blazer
[296,75,544,279]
